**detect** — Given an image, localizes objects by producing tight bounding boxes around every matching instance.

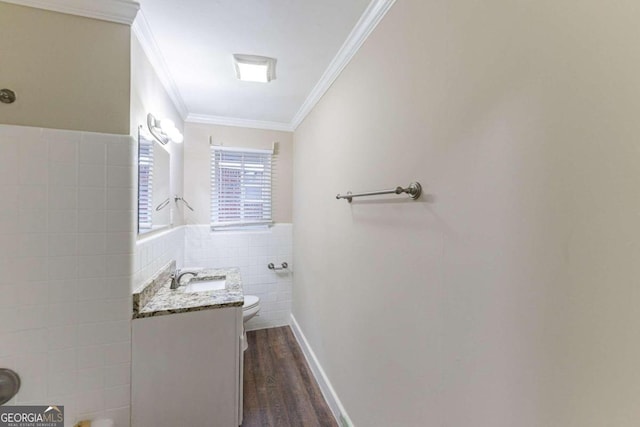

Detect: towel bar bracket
[0,89,16,104]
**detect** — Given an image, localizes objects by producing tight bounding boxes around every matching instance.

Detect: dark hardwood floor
[242,326,338,427]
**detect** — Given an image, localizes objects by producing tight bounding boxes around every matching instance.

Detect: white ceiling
[136,0,373,128]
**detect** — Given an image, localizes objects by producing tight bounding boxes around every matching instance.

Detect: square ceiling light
[233,54,277,83]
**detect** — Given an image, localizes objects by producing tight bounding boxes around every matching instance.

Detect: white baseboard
[245,318,290,332]
[289,314,354,427]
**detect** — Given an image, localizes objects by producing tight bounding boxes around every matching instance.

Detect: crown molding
[289,0,396,130]
[185,0,395,133]
[1,0,140,25]
[186,114,294,133]
[132,10,189,120]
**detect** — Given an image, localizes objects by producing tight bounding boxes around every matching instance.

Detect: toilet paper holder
[268,262,288,271]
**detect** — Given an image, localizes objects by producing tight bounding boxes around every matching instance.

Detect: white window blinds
[210,145,273,229]
[138,136,154,231]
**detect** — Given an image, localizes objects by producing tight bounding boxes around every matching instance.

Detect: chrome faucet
[170,269,198,290]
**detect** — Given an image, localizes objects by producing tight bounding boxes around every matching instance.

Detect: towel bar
[336,182,422,203]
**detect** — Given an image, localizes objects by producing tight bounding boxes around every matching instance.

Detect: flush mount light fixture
[147,113,184,145]
[233,54,277,83]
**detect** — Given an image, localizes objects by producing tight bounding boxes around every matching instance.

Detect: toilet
[239,295,261,422]
[243,295,260,322]
[241,295,260,351]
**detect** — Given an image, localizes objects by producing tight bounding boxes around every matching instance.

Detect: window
[210,145,273,229]
[138,134,154,232]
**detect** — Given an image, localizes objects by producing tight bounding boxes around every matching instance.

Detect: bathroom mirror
[138,127,171,234]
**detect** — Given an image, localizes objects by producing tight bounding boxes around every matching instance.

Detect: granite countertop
[132,261,244,319]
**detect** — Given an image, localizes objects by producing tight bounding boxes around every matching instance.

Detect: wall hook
[174,196,194,211]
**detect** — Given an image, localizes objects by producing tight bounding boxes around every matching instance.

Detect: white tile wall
[0,125,134,427]
[184,224,292,330]
[133,227,184,291]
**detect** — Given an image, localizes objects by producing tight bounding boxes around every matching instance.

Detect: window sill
[210,224,271,233]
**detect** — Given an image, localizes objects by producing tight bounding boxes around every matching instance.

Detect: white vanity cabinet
[132,307,243,427]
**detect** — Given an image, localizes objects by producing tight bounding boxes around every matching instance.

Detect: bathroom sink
[184,278,226,293]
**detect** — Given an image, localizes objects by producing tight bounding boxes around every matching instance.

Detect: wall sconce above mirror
[147,113,183,145]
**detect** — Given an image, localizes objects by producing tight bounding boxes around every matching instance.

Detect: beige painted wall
[131,35,185,227]
[293,1,640,426]
[184,123,293,224]
[0,2,130,134]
